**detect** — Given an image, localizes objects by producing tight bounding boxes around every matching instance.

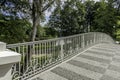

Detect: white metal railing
[7,32,114,80]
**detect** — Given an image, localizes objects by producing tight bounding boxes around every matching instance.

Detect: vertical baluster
[41,43,43,67]
[71,37,73,52]
[22,45,25,74]
[26,45,28,69]
[52,41,54,62]
[92,33,94,44]
[46,42,48,65]
[76,36,79,53]
[51,41,53,63]
[74,37,75,49]
[33,44,35,71]
[44,42,46,66]
[52,41,54,61]
[70,38,72,54]
[50,41,52,63]
[39,43,41,68]
[94,33,96,44]
[36,43,38,68]
[67,38,68,56]
[38,43,40,68]
[60,39,64,61]
[18,46,21,76]
[82,34,85,48]
[29,44,32,67]
[48,41,50,64]
[68,38,70,54]
[33,44,35,67]
[54,41,56,61]
[48,42,50,64]
[79,36,81,48]
[48,42,51,64]
[63,39,65,58]
[67,38,69,56]
[47,42,49,64]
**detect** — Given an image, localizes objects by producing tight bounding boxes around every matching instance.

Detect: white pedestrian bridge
[0,32,120,80]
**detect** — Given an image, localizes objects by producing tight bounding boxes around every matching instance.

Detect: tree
[114,0,120,12]
[0,5,31,44]
[26,0,61,41]
[0,20,31,44]
[84,0,95,32]
[49,0,86,36]
[0,0,62,41]
[93,0,117,37]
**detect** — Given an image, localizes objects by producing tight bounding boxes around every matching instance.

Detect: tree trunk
[21,0,42,74]
[31,17,38,41]
[31,0,41,41]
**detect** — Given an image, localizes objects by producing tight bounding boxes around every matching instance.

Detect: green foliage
[49,0,120,40]
[0,14,31,43]
[0,0,120,43]
[44,27,58,38]
[84,0,95,32]
[49,0,86,36]
[116,29,120,41]
[92,0,117,38]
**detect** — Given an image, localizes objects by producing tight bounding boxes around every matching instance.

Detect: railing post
[90,40,93,45]
[100,34,103,42]
[94,33,96,44]
[69,47,72,54]
[82,34,85,48]
[0,42,21,80]
[60,40,64,61]
[87,41,89,46]
[76,44,79,53]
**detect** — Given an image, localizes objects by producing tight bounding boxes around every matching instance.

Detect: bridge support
[0,42,21,80]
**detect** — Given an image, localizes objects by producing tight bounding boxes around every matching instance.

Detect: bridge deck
[31,43,120,80]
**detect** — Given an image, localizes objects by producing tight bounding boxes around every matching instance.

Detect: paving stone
[86,50,114,57]
[67,60,106,74]
[51,67,94,80]
[100,75,120,80]
[108,65,120,73]
[92,48,114,52]
[38,71,68,80]
[83,52,112,60]
[115,52,120,56]
[78,54,111,64]
[59,63,102,80]
[104,70,120,79]
[73,57,108,68]
[113,57,120,62]
[32,77,43,80]
[111,61,120,67]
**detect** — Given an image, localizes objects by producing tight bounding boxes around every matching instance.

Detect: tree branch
[0,0,6,6]
[42,0,55,12]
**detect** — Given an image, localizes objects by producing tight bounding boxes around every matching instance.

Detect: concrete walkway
[31,43,120,80]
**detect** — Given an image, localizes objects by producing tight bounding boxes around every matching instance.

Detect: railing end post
[0,42,21,80]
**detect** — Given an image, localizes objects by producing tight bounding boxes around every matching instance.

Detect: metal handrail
[7,32,114,80]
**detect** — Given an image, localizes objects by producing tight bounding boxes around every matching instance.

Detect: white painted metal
[6,32,114,80]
